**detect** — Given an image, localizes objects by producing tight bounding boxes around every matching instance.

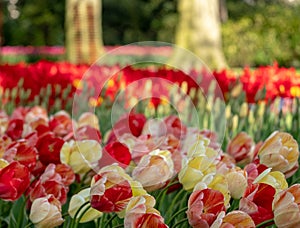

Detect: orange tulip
[273,184,300,228]
[132,149,174,192]
[258,131,299,178]
[226,132,255,165]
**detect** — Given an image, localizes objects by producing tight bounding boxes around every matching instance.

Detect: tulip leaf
[9,196,28,228]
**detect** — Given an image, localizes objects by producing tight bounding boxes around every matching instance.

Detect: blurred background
[0,0,299,68]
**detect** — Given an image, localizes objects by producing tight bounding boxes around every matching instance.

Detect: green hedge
[223,1,300,67]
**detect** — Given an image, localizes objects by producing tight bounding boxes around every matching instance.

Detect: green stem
[99,213,107,228]
[74,203,91,228]
[166,206,188,225]
[165,188,185,218]
[172,218,188,228]
[17,196,27,228]
[256,218,274,228]
[112,224,124,228]
[70,201,90,228]
[24,221,33,228]
[104,213,118,227]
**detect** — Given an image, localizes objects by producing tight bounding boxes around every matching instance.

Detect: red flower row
[1,61,300,110]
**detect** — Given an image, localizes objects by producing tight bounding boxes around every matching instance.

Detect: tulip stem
[74,203,92,228]
[70,201,90,228]
[172,218,188,228]
[112,224,124,228]
[166,206,188,225]
[165,188,185,218]
[104,213,118,227]
[256,218,274,228]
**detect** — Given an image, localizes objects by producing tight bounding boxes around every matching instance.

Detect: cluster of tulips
[0,105,300,227]
[1,61,300,111]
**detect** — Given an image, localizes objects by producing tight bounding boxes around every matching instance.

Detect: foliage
[223,0,300,67]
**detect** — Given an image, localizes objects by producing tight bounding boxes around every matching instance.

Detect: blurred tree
[102,0,178,44]
[65,0,104,64]
[3,0,65,46]
[170,0,227,70]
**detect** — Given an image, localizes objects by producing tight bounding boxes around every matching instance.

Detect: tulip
[77,112,100,130]
[253,168,288,192]
[5,119,24,140]
[54,163,75,186]
[68,188,102,223]
[29,195,64,228]
[28,163,68,204]
[36,133,65,165]
[225,167,248,199]
[107,113,146,143]
[258,131,299,178]
[187,188,226,228]
[195,174,231,209]
[3,141,37,171]
[124,195,168,228]
[25,106,48,125]
[244,162,268,185]
[179,155,216,191]
[98,141,131,169]
[164,115,187,139]
[273,184,300,228]
[74,125,102,143]
[216,211,255,228]
[0,161,30,201]
[239,183,275,225]
[90,165,145,213]
[226,132,255,165]
[132,149,174,192]
[49,111,75,137]
[60,140,102,174]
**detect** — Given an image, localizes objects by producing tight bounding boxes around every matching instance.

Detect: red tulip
[49,111,74,138]
[35,133,65,165]
[6,119,24,140]
[98,141,131,169]
[90,165,134,213]
[28,163,68,204]
[239,183,275,225]
[107,113,146,143]
[3,140,37,171]
[187,189,226,228]
[0,161,30,201]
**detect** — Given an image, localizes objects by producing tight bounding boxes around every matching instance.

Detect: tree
[170,0,227,70]
[65,0,105,64]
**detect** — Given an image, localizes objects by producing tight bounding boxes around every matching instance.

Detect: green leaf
[9,196,28,228]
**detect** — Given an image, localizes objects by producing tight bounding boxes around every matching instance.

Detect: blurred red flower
[0,161,30,201]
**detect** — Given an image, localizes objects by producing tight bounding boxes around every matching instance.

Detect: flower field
[1,60,300,227]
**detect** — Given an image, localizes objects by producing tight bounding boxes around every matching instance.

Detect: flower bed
[0,105,299,227]
[1,60,300,227]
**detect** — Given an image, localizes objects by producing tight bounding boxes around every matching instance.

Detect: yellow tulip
[253,168,288,192]
[60,140,102,174]
[179,155,216,191]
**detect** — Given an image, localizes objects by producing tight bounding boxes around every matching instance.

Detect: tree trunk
[65,0,105,64]
[170,0,227,70]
